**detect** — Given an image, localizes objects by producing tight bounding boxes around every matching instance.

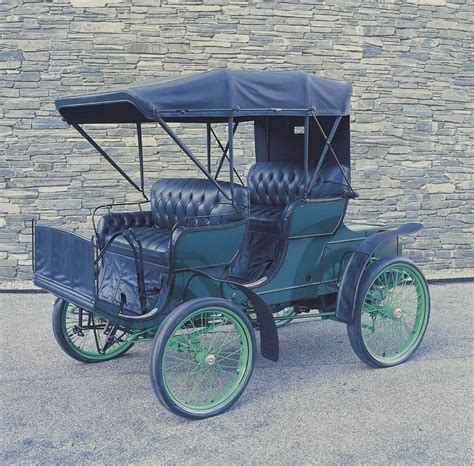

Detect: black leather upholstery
[247,161,350,233]
[311,164,351,199]
[150,178,248,229]
[248,205,284,232]
[248,162,307,207]
[107,227,172,266]
[97,178,249,267]
[97,210,154,248]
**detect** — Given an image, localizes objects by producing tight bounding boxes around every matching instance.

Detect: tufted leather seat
[247,161,350,234]
[98,178,248,267]
[150,178,248,230]
[104,227,172,266]
[97,210,154,248]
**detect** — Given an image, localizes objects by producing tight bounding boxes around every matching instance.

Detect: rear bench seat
[97,178,248,267]
[247,161,351,234]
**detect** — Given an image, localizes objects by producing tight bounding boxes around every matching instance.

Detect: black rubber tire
[150,297,257,420]
[52,298,134,363]
[347,257,430,368]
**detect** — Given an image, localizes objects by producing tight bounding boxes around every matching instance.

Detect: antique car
[33,70,430,419]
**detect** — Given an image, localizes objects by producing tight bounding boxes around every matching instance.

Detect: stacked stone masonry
[0,0,473,280]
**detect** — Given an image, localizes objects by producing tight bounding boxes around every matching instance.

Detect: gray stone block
[0,51,24,62]
[362,45,382,58]
[0,0,472,279]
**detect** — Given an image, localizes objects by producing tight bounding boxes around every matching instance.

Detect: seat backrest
[150,178,248,230]
[96,210,154,248]
[311,163,352,199]
[247,161,350,207]
[248,162,305,208]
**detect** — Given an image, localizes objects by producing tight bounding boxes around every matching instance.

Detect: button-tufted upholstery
[97,178,249,267]
[97,210,154,248]
[151,178,248,230]
[248,162,307,208]
[247,161,350,233]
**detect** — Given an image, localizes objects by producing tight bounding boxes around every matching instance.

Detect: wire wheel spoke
[360,263,429,363]
[62,302,132,360]
[248,306,296,329]
[162,307,252,413]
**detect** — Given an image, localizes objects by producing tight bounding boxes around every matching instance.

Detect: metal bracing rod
[211,126,243,184]
[206,123,212,174]
[306,116,340,194]
[155,116,231,200]
[304,115,309,195]
[210,125,244,185]
[228,116,235,202]
[213,122,239,180]
[72,123,144,195]
[310,113,357,197]
[137,123,146,195]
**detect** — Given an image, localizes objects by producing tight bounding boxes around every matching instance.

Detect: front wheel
[52,299,135,363]
[347,258,430,368]
[150,298,256,419]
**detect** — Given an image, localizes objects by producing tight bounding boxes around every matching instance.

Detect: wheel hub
[72,325,85,337]
[205,354,216,366]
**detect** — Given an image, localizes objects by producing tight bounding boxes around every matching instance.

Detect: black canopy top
[55,69,352,124]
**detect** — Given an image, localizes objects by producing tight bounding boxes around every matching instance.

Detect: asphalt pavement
[1,283,473,464]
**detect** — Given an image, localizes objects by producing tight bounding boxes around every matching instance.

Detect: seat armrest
[96,211,154,248]
[280,199,305,236]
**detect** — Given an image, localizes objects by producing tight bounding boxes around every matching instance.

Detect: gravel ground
[1,283,473,465]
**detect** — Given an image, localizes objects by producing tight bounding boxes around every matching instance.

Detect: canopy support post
[72,123,145,196]
[155,116,231,201]
[213,122,239,181]
[137,123,146,196]
[304,115,309,196]
[309,113,357,198]
[228,116,235,204]
[206,123,212,174]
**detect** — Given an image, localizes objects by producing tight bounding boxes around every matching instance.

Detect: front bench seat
[247,161,351,234]
[98,178,248,267]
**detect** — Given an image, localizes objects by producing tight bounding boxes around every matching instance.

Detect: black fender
[336,222,423,323]
[189,269,279,362]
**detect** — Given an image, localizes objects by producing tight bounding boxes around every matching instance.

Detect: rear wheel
[52,299,134,363]
[347,258,430,368]
[150,298,256,419]
[273,307,297,328]
[249,306,296,329]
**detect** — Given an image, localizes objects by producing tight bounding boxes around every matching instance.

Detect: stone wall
[1,0,473,280]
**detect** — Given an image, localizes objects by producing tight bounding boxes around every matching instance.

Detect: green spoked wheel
[52,299,134,363]
[249,306,297,329]
[348,258,430,368]
[273,307,297,328]
[150,298,256,419]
